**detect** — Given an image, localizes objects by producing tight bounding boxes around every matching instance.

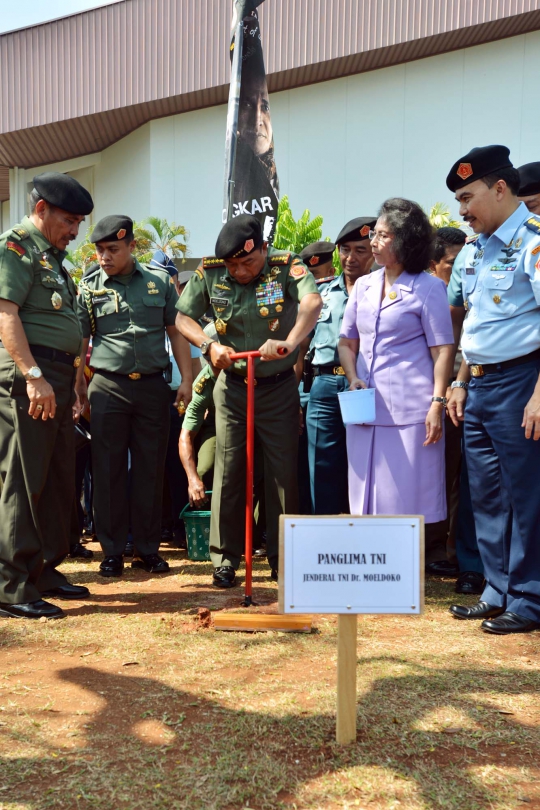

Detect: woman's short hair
[378,198,433,274]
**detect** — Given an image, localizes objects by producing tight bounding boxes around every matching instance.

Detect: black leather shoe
[449,601,505,620]
[212,566,236,588]
[123,542,134,557]
[69,542,94,559]
[270,568,278,581]
[42,584,90,600]
[481,611,540,635]
[0,600,65,620]
[132,554,170,574]
[99,555,124,577]
[426,560,460,576]
[253,546,267,558]
[455,571,484,595]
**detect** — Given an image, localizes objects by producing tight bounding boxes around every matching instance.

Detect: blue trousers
[454,450,483,575]
[306,374,349,514]
[464,359,540,621]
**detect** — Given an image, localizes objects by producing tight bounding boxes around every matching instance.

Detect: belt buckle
[244,376,257,386]
[73,356,81,368]
[128,372,142,380]
[469,364,484,378]
[333,365,345,376]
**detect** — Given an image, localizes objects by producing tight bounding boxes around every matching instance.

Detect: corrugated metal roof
[1,0,539,169]
[0,166,9,201]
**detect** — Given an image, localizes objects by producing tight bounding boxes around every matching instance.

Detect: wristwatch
[200,340,216,356]
[451,380,469,391]
[24,366,43,382]
[431,396,448,406]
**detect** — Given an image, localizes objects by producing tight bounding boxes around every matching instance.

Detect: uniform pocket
[483,272,517,315]
[39,271,62,290]
[142,297,165,326]
[94,299,121,333]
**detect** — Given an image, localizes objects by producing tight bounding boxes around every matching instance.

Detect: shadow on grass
[2,658,539,809]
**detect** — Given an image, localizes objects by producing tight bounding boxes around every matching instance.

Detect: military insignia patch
[195,267,204,280]
[147,281,156,288]
[289,263,307,279]
[6,241,25,258]
[203,256,226,269]
[210,297,229,308]
[515,237,523,249]
[360,225,370,238]
[466,268,475,275]
[532,245,540,256]
[309,256,320,266]
[117,228,127,239]
[457,163,473,181]
[275,304,283,313]
[536,258,540,273]
[11,227,29,240]
[51,292,63,310]
[268,318,280,332]
[525,217,540,234]
[244,239,255,253]
[259,306,269,317]
[39,259,53,270]
[215,318,227,335]
[268,253,290,266]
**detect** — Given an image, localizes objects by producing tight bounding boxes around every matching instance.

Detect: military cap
[518,162,540,196]
[336,217,377,245]
[177,269,195,285]
[91,215,134,243]
[33,171,94,216]
[215,214,263,259]
[149,249,177,276]
[299,241,336,268]
[446,145,513,192]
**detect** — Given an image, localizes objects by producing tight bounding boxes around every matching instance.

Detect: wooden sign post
[279,516,424,745]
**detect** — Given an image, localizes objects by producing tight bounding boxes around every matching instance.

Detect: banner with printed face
[224,0,279,243]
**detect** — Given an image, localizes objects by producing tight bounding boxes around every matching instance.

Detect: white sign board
[279,516,424,615]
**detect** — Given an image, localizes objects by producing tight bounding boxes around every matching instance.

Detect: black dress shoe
[0,600,65,620]
[132,554,170,574]
[455,571,484,595]
[99,555,124,577]
[253,546,267,558]
[481,611,540,635]
[42,584,90,600]
[426,560,460,576]
[449,601,505,620]
[212,566,236,588]
[69,542,94,559]
[270,568,278,581]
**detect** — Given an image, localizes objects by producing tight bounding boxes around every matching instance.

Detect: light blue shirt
[311,274,348,366]
[448,202,540,364]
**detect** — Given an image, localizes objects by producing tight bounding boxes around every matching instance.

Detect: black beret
[446,145,513,192]
[299,241,336,268]
[33,171,94,215]
[91,215,134,243]
[336,217,377,245]
[518,162,540,196]
[215,214,263,259]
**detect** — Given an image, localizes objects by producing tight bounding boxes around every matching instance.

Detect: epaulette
[9,227,29,241]
[465,234,479,244]
[203,256,225,269]
[525,216,540,235]
[268,253,291,266]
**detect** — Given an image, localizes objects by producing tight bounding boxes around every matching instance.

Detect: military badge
[493,295,501,304]
[531,245,540,256]
[117,228,127,239]
[515,237,523,249]
[6,241,25,258]
[268,319,280,332]
[51,292,63,310]
[289,262,307,279]
[259,306,269,317]
[360,225,370,238]
[275,304,283,313]
[457,163,473,181]
[11,227,29,240]
[210,297,229,307]
[388,291,397,300]
[309,256,320,266]
[147,281,156,288]
[536,258,540,273]
[39,259,53,270]
[244,239,255,253]
[215,318,227,335]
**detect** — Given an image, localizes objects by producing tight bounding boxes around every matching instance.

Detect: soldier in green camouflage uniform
[176,214,322,587]
[0,172,93,620]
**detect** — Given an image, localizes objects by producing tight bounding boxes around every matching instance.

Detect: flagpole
[223,2,244,223]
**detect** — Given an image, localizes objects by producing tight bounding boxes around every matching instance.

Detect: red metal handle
[229,347,288,360]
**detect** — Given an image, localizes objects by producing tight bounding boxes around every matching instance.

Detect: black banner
[224,0,279,243]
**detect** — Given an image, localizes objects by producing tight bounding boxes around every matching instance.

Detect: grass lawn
[0,542,539,810]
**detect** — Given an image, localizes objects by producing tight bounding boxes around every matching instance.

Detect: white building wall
[12,30,540,256]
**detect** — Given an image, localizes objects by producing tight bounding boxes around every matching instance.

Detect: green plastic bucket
[180,493,211,561]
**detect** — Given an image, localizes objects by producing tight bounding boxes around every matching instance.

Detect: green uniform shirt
[77,259,178,374]
[0,216,82,354]
[176,247,318,377]
[183,365,216,433]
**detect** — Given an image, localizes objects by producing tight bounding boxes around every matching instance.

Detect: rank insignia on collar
[11,227,29,240]
[525,217,540,234]
[531,245,540,256]
[515,237,523,249]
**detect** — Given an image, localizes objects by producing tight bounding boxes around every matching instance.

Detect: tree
[273,195,341,272]
[428,202,462,229]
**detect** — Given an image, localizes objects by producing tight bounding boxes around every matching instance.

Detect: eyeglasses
[369,230,393,244]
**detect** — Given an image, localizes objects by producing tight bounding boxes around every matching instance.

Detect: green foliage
[66,217,189,282]
[428,202,462,230]
[273,196,324,254]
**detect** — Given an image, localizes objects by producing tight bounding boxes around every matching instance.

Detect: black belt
[225,367,294,387]
[94,369,165,381]
[313,364,346,377]
[0,341,80,368]
[469,348,540,377]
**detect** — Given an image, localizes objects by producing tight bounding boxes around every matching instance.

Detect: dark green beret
[33,172,94,216]
[336,217,376,245]
[299,241,336,268]
[446,145,512,192]
[215,214,263,259]
[518,162,540,196]
[91,215,134,244]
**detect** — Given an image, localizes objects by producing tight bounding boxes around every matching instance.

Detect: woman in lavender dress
[338,199,454,561]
